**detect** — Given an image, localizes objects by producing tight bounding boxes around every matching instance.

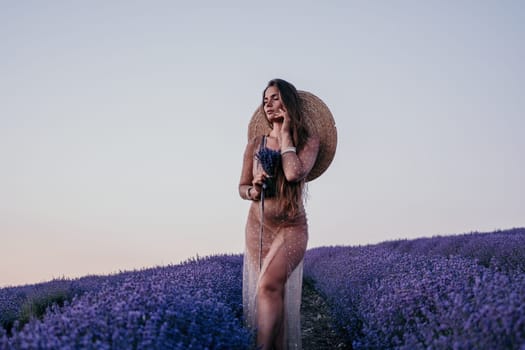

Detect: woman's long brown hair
[262,79,310,216]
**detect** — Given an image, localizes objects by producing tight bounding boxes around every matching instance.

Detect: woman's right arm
[239,137,257,200]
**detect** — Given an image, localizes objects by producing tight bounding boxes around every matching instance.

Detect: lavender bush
[0,275,108,333]
[304,228,525,349]
[0,255,252,349]
[378,228,525,272]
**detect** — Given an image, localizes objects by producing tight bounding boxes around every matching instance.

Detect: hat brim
[248,90,337,182]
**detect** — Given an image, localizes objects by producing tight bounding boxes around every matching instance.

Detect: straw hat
[248,90,337,182]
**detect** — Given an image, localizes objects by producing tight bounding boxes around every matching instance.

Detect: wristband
[281,146,296,155]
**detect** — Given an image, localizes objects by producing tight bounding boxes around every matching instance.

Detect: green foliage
[18,289,70,326]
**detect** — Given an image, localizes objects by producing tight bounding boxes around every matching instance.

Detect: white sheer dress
[239,134,319,349]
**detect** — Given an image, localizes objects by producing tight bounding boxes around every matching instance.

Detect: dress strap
[260,135,267,149]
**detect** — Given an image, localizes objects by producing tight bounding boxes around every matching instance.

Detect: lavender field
[0,256,252,349]
[1,228,524,349]
[304,227,525,349]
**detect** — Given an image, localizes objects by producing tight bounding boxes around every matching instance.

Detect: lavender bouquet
[255,146,281,197]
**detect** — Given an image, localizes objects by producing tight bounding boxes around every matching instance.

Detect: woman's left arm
[280,135,320,182]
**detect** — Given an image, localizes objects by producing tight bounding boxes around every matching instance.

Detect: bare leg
[256,246,288,350]
[275,315,285,349]
[256,231,306,350]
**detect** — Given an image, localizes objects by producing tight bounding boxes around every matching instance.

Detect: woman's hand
[277,107,292,135]
[276,107,294,149]
[250,171,268,200]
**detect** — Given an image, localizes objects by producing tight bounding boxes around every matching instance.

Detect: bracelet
[281,146,296,155]
[246,186,253,200]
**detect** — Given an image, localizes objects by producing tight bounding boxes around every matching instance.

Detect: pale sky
[1,1,523,287]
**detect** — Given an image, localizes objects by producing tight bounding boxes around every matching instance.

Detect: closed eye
[264,93,279,105]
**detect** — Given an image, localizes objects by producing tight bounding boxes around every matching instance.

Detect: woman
[239,79,320,349]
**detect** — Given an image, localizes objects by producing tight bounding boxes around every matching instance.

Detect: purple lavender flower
[304,228,525,349]
[256,146,281,176]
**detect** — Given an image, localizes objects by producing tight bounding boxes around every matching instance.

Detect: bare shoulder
[248,135,264,147]
[245,135,263,154]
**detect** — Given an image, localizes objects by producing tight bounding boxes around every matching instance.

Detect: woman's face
[263,85,285,123]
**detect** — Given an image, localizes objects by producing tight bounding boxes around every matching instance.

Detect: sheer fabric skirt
[243,201,308,350]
